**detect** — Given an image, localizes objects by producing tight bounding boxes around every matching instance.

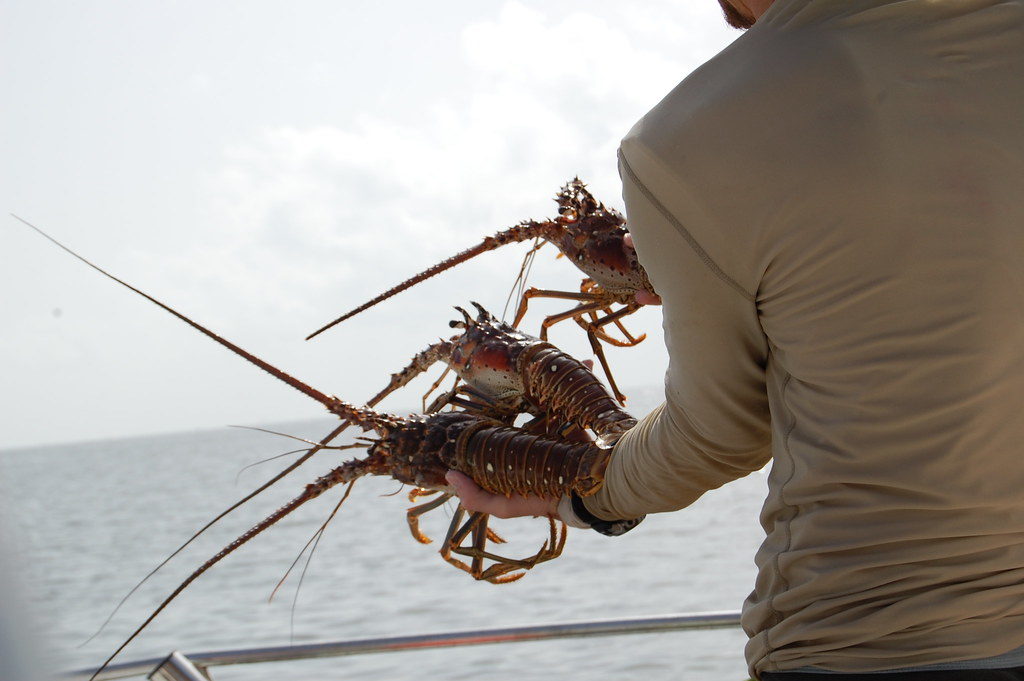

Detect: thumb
[445,470,474,495]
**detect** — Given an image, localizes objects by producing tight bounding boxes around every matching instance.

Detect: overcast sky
[1,1,740,449]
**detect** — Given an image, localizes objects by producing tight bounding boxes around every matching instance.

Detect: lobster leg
[575,303,646,348]
[512,286,604,329]
[581,303,646,348]
[471,515,526,585]
[442,503,569,584]
[438,507,527,584]
[520,298,629,403]
[422,366,454,412]
[537,300,614,340]
[406,492,453,544]
[440,506,489,578]
[585,327,627,405]
[610,313,645,345]
[450,516,568,583]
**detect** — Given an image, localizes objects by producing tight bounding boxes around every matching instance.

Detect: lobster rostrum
[305,179,658,402]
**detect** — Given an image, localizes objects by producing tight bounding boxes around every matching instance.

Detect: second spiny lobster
[360,301,637,550]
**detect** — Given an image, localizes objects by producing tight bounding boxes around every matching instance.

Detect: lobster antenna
[82,422,351,646]
[286,482,354,643]
[502,238,543,321]
[88,458,372,681]
[85,366,406,646]
[305,219,559,340]
[269,480,355,605]
[12,215,333,406]
[11,215,391,432]
[233,447,318,485]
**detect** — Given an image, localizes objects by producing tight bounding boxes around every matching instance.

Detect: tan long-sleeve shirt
[583,0,1024,675]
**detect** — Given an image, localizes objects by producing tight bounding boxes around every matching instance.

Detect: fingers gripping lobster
[305,179,658,402]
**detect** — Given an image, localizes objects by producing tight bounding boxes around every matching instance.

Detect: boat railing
[64,610,743,680]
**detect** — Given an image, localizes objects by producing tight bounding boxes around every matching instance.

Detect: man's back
[594,0,1024,674]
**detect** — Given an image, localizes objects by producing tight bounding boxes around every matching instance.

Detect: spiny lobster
[381,302,636,448]
[14,218,629,680]
[369,301,636,551]
[305,178,658,403]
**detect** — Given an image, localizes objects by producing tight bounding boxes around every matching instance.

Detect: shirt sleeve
[582,149,773,521]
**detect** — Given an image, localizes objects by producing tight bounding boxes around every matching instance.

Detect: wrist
[566,491,646,537]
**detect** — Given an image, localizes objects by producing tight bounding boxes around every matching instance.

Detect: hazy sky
[1,1,740,449]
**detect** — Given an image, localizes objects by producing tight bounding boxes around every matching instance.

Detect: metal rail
[65,610,742,680]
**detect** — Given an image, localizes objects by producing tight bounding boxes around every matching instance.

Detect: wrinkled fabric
[582,0,1024,676]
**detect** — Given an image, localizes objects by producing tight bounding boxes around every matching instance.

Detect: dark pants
[763,669,1024,681]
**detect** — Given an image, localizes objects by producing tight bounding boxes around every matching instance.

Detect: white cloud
[174,2,734,318]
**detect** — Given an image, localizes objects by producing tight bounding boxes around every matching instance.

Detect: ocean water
[0,391,768,680]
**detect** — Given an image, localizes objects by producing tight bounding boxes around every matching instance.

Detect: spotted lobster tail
[440,417,610,499]
[88,457,377,681]
[305,219,562,340]
[519,343,637,448]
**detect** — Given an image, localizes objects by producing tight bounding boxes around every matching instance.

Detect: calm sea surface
[0,388,768,680]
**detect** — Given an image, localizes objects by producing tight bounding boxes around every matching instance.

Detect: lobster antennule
[305,219,560,341]
[88,457,374,681]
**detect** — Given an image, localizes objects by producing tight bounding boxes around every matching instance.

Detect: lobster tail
[519,344,637,448]
[442,419,609,499]
[305,219,561,340]
[88,457,376,681]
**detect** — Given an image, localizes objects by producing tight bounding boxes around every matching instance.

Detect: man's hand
[445,471,559,519]
[623,233,662,305]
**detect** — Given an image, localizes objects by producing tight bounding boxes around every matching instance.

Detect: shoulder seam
[618,150,756,302]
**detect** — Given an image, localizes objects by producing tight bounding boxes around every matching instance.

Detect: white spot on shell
[486,463,494,472]
[558,475,564,484]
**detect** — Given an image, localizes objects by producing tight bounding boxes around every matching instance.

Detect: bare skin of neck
[734,0,775,20]
[720,0,776,28]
